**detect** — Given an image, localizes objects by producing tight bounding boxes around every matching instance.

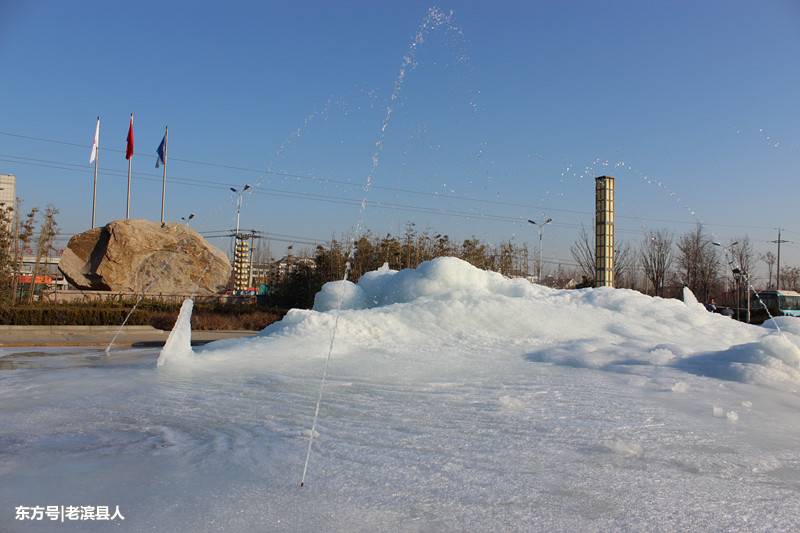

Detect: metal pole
[736,275,740,321]
[746,273,751,323]
[160,126,168,225]
[126,113,133,220]
[235,193,242,235]
[92,117,99,228]
[538,227,544,283]
[92,151,98,228]
[776,228,782,291]
[249,234,254,289]
[528,218,551,284]
[126,159,131,219]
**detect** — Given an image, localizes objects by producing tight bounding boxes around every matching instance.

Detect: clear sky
[1,0,799,276]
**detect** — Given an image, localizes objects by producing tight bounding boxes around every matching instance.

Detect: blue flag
[155,134,166,168]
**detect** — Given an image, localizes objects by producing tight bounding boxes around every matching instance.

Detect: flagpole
[126,113,133,219]
[91,116,99,228]
[160,126,168,225]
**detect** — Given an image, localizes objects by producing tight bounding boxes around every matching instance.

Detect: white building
[0,173,15,213]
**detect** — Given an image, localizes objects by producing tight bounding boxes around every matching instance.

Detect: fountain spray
[300,6,460,487]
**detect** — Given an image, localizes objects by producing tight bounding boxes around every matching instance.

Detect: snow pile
[164,257,800,389]
[312,279,369,311]
[682,286,708,314]
[313,257,547,311]
[675,334,800,387]
[763,315,800,338]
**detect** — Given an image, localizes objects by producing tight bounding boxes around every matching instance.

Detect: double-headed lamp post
[230,184,251,236]
[528,217,552,283]
[713,241,750,323]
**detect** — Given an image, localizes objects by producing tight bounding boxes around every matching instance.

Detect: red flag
[125,114,134,160]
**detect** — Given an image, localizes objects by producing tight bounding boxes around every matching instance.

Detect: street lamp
[713,241,749,323]
[181,213,195,226]
[230,184,251,235]
[528,217,552,284]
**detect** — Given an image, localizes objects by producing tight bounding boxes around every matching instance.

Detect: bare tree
[725,238,755,313]
[0,204,14,302]
[14,205,37,304]
[496,241,515,276]
[728,238,754,279]
[761,251,776,289]
[569,224,633,286]
[570,225,595,282]
[675,224,720,302]
[639,230,673,296]
[614,241,636,288]
[27,205,58,303]
[461,237,491,270]
[782,266,800,291]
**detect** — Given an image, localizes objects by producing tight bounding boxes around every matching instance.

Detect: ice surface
[3,258,800,531]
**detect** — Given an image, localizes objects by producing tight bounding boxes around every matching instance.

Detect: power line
[2,151,794,245]
[0,129,790,232]
[0,153,644,235]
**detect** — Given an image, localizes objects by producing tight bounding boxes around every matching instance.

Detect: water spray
[105,278,158,354]
[299,6,460,488]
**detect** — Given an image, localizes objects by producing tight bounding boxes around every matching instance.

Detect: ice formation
[176,257,800,390]
[157,298,194,367]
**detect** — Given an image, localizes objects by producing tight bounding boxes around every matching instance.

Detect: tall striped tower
[232,235,252,291]
[595,176,615,287]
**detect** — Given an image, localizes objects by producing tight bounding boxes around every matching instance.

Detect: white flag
[89,117,100,164]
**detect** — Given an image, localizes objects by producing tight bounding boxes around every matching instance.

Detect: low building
[271,255,316,280]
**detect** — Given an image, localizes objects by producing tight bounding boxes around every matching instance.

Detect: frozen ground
[3,258,800,531]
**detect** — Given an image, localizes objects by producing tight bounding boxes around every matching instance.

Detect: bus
[752,290,800,322]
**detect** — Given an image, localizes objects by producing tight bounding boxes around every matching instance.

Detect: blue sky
[1,1,799,274]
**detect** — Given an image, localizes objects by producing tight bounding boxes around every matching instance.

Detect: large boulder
[59,219,231,295]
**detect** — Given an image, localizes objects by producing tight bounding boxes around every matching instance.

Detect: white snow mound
[183,258,800,388]
[313,256,547,311]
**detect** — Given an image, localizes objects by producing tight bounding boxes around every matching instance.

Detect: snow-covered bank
[163,257,800,391]
[4,257,800,531]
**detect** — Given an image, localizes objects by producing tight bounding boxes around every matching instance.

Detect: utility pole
[771,228,790,290]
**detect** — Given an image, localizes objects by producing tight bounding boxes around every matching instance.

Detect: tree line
[262,223,532,308]
[263,222,795,310]
[571,223,796,308]
[0,199,59,304]
[1,198,796,314]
